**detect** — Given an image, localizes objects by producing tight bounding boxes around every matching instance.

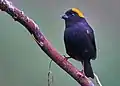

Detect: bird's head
[62,8,85,21]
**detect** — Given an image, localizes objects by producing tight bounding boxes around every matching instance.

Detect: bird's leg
[63,55,71,61]
[81,61,85,75]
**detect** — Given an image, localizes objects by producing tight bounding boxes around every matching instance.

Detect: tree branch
[0,0,94,86]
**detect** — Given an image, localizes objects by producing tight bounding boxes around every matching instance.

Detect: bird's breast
[64,23,95,60]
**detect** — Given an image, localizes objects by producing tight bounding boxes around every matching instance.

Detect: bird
[62,8,97,78]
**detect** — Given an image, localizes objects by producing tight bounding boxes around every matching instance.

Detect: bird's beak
[61,14,68,19]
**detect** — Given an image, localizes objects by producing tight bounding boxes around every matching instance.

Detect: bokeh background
[0,0,120,86]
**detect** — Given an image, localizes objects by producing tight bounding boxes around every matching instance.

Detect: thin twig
[94,73,102,86]
[48,60,53,86]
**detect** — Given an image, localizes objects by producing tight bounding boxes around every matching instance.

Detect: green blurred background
[0,0,120,86]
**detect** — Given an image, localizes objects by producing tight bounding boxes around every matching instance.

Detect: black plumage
[62,8,97,78]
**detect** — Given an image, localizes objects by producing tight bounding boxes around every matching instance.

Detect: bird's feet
[63,55,71,61]
[81,69,85,75]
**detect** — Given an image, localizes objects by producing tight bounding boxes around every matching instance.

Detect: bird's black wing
[64,22,97,60]
[83,23,97,59]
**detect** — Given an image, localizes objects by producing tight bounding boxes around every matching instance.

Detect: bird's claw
[63,55,66,57]
[81,69,85,76]
[62,55,71,61]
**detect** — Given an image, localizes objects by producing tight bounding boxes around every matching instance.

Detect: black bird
[62,8,97,78]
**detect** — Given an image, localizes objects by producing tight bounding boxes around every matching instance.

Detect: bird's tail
[83,60,94,78]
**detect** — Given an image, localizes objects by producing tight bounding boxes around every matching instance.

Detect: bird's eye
[72,13,75,16]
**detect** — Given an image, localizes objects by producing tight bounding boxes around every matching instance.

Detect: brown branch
[0,0,94,86]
